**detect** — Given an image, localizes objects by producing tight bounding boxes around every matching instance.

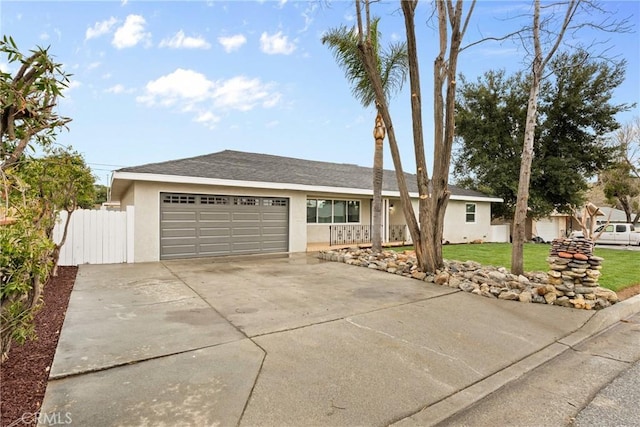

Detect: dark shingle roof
[117,150,492,199]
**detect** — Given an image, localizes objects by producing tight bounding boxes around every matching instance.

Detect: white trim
[112,171,503,203]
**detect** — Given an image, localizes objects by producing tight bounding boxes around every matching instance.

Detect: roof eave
[110,171,502,203]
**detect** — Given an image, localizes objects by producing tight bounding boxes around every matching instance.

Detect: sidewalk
[417,311,640,427]
[37,257,640,426]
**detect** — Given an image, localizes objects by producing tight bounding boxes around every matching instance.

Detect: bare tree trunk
[372,113,385,252]
[511,0,578,275]
[402,0,434,272]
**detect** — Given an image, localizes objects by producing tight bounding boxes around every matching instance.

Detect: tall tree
[322,18,408,252]
[1,36,71,172]
[508,0,631,274]
[21,147,96,269]
[455,52,627,220]
[1,39,75,362]
[602,117,640,224]
[352,0,474,272]
[511,0,578,275]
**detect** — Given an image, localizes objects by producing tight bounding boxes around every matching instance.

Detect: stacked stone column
[547,237,607,309]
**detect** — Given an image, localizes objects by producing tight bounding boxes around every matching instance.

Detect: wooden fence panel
[53,207,133,266]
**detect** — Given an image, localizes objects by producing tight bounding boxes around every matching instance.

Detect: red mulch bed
[1,266,77,427]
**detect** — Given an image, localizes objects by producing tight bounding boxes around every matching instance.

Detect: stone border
[319,248,619,310]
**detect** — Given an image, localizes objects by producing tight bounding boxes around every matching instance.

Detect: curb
[391,293,640,426]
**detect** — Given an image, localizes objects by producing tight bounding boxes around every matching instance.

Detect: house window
[317,199,332,223]
[333,200,346,223]
[306,199,360,223]
[347,201,360,223]
[465,203,476,223]
[306,199,317,223]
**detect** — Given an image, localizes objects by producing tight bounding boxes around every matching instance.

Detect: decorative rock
[412,271,427,280]
[595,288,619,303]
[499,290,520,301]
[488,271,507,282]
[434,272,450,286]
[459,281,477,293]
[448,276,461,289]
[319,244,613,312]
[519,291,533,303]
[544,292,557,304]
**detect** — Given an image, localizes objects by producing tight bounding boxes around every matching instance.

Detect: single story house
[532,207,639,242]
[110,150,503,262]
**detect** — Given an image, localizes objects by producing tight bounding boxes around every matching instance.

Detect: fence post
[126,205,135,263]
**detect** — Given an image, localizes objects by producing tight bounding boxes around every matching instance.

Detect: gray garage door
[160,193,289,260]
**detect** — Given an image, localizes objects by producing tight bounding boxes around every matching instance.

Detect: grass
[391,243,639,292]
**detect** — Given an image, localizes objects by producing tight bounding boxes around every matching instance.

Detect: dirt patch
[617,283,640,301]
[1,266,77,427]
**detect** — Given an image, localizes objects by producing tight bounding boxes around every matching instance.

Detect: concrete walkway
[39,253,640,426]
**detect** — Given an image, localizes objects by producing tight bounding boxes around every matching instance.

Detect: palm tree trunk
[372,112,385,252]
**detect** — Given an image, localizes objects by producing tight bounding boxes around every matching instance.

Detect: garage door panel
[199,212,232,221]
[162,244,197,256]
[232,243,262,253]
[262,212,288,221]
[232,227,261,237]
[161,220,198,230]
[160,193,288,259]
[232,212,261,222]
[162,211,197,221]
[262,226,287,236]
[199,243,233,255]
[162,228,197,238]
[199,227,231,237]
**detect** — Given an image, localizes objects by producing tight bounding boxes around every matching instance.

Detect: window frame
[465,203,477,224]
[306,199,361,224]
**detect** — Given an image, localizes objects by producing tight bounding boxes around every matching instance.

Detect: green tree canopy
[454,51,629,219]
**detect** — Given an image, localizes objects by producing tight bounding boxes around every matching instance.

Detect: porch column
[382,198,389,243]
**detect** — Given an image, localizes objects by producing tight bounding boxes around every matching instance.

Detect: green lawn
[392,243,639,292]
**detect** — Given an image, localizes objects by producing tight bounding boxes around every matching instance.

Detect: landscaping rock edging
[319,248,618,310]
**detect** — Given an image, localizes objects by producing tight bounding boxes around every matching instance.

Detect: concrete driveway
[40,253,621,426]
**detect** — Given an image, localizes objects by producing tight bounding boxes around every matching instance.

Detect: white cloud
[0,62,9,73]
[66,80,82,92]
[260,31,296,55]
[159,30,211,49]
[266,120,279,128]
[102,73,112,79]
[213,76,279,111]
[40,32,50,41]
[112,15,150,49]
[194,111,221,129]
[218,34,246,53]
[300,3,317,33]
[137,68,214,106]
[87,61,101,70]
[137,68,281,128]
[105,84,125,94]
[86,17,118,40]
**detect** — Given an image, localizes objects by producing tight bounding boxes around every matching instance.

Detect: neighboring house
[110,150,503,262]
[532,206,639,242]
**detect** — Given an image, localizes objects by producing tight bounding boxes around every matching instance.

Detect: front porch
[306,223,412,252]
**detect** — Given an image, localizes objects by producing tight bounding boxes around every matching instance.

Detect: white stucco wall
[128,181,308,263]
[443,200,492,243]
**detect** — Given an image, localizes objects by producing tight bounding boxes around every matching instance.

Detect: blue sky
[2,0,639,185]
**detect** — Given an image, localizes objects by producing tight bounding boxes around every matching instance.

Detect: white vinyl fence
[489,224,511,243]
[52,207,134,266]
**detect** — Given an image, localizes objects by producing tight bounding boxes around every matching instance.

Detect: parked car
[594,223,640,246]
